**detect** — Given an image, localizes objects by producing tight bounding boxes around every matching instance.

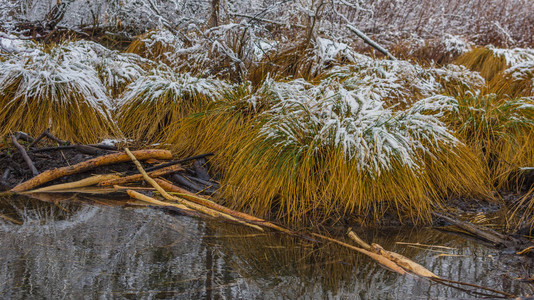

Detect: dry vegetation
[1,0,534,227]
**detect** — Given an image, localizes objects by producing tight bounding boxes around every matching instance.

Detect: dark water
[0,196,532,299]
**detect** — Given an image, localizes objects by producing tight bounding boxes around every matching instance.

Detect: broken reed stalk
[11,134,39,177]
[311,233,407,275]
[26,174,121,193]
[124,148,264,231]
[10,149,172,192]
[154,178,293,234]
[98,164,184,186]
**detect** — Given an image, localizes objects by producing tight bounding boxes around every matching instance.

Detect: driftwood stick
[14,132,35,143]
[99,164,184,186]
[25,174,121,193]
[11,135,39,177]
[44,130,69,145]
[144,153,214,172]
[30,145,75,153]
[124,148,264,231]
[10,149,172,192]
[347,229,372,250]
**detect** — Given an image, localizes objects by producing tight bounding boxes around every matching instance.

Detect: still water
[0,195,532,299]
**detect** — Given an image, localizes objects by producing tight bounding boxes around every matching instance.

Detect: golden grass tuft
[211,84,493,225]
[117,68,231,144]
[488,63,534,99]
[454,47,508,82]
[0,48,119,143]
[220,137,491,225]
[167,85,259,173]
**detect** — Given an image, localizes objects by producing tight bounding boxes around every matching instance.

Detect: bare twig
[11,135,39,177]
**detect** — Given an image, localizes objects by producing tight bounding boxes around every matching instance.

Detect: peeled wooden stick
[155,178,292,234]
[127,189,191,211]
[370,243,439,278]
[312,233,406,275]
[347,229,438,278]
[25,174,121,193]
[124,148,264,232]
[98,164,184,186]
[347,230,372,250]
[11,149,172,192]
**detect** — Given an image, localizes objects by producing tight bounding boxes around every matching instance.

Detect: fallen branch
[155,178,292,234]
[144,153,214,172]
[98,164,184,186]
[311,233,406,275]
[346,25,396,60]
[11,149,172,192]
[11,134,39,177]
[124,148,264,231]
[433,212,511,246]
[26,174,120,193]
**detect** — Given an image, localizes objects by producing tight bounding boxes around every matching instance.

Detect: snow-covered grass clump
[220,78,491,224]
[126,29,185,66]
[323,57,484,108]
[58,40,152,100]
[118,67,232,143]
[456,46,534,82]
[0,45,119,143]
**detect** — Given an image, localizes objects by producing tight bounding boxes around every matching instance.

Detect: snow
[0,46,112,114]
[255,77,459,176]
[119,67,231,106]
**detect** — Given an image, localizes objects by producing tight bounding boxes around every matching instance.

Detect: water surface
[0,196,532,299]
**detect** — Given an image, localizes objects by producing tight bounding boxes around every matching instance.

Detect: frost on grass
[257,79,458,176]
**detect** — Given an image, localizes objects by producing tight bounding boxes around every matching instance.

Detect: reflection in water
[0,195,532,299]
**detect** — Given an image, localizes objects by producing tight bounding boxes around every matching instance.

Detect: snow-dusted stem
[346,25,396,60]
